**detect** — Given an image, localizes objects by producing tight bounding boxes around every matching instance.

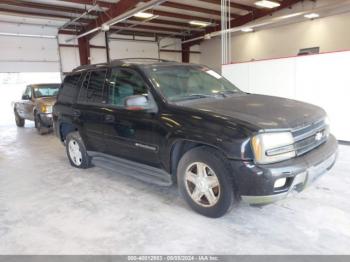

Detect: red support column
[182,43,190,63]
[78,36,90,65]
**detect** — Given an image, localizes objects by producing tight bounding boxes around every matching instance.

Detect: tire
[14,109,25,127]
[177,147,234,218]
[35,114,48,135]
[65,132,91,169]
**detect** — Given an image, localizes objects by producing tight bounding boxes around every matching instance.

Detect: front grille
[292,119,328,156]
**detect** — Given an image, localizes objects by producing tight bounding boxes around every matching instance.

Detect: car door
[102,67,160,167]
[20,86,35,120]
[73,69,109,152]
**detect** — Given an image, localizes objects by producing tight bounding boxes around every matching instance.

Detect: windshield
[147,65,241,102]
[33,84,60,98]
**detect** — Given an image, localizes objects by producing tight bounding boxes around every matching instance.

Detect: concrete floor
[0,123,350,255]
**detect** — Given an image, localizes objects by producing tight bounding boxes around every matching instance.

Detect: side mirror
[22,94,30,100]
[124,95,149,111]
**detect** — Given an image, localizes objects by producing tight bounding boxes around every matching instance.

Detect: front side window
[23,86,32,98]
[108,68,148,107]
[33,84,60,98]
[147,65,241,102]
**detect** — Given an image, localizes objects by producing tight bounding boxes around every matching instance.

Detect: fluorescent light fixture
[189,21,211,27]
[255,0,281,8]
[241,27,254,32]
[134,12,154,19]
[304,13,320,19]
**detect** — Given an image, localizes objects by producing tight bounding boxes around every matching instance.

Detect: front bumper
[231,134,338,205]
[39,113,53,128]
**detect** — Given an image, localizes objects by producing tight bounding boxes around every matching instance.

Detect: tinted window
[108,68,147,107]
[58,74,82,104]
[77,72,91,103]
[87,70,107,104]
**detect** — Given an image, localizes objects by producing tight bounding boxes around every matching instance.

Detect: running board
[88,151,173,187]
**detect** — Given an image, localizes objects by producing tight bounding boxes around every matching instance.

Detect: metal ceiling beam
[110,26,183,36]
[0,7,92,23]
[184,0,305,46]
[112,23,185,33]
[130,17,200,29]
[58,29,78,35]
[110,30,179,38]
[79,0,142,39]
[59,0,113,9]
[161,2,240,18]
[152,10,220,24]
[199,0,259,12]
[0,0,101,16]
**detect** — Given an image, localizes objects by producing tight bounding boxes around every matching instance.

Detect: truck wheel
[14,110,25,127]
[65,132,91,169]
[177,147,234,218]
[35,114,48,135]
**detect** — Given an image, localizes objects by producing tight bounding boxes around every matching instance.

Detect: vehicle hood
[36,97,56,106]
[181,94,326,130]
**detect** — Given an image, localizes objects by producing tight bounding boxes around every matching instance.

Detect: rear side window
[78,69,107,104]
[58,74,82,104]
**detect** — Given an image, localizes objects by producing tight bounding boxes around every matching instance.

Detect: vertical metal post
[156,35,161,59]
[56,36,64,80]
[78,36,90,65]
[105,31,110,63]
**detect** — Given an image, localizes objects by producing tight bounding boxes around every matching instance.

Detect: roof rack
[72,63,108,72]
[72,58,173,72]
[111,58,173,64]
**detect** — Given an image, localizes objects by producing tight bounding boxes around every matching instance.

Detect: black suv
[53,58,338,218]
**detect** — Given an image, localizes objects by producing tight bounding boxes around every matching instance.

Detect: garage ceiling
[0,0,307,41]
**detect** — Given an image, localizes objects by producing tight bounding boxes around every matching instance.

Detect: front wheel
[65,132,91,169]
[14,110,25,127]
[35,114,48,135]
[177,147,234,218]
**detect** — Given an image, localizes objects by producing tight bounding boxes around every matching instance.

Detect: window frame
[57,73,83,104]
[77,68,108,106]
[23,86,33,99]
[105,66,157,111]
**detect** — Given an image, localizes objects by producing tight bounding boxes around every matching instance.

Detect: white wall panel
[222,51,350,141]
[222,63,250,92]
[59,47,80,73]
[109,40,158,59]
[0,35,60,72]
[249,59,296,99]
[0,21,58,36]
[294,52,350,142]
[201,11,350,74]
[90,48,107,64]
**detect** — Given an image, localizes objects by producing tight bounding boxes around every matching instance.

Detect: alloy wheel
[68,139,83,166]
[185,162,220,207]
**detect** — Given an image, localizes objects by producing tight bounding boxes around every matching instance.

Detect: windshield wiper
[217,90,239,97]
[173,94,215,101]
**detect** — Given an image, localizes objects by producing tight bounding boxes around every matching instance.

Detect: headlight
[251,132,295,164]
[41,104,52,113]
[324,116,330,126]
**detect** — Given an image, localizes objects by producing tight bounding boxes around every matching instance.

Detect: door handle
[72,110,81,117]
[104,114,115,123]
